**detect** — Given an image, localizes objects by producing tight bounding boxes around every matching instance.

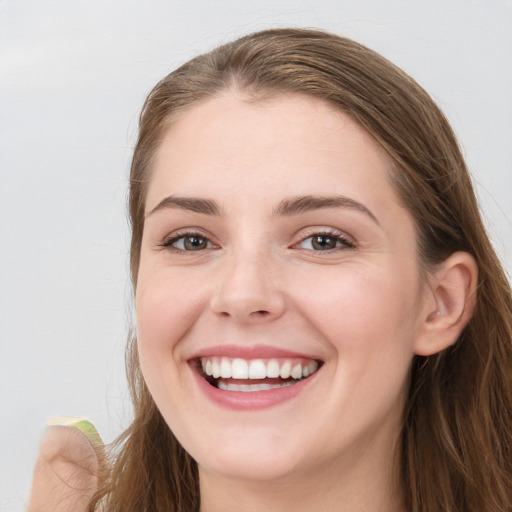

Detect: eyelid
[291,228,356,252]
[158,229,219,252]
[156,227,355,253]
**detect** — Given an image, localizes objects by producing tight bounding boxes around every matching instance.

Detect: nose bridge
[210,239,285,322]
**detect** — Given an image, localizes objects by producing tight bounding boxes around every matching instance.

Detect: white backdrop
[1,0,511,509]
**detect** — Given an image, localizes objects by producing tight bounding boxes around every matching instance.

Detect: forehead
[147,93,399,215]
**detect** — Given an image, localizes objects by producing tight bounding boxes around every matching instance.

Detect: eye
[297,232,354,251]
[161,233,214,252]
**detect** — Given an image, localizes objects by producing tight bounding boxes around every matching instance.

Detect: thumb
[27,417,104,512]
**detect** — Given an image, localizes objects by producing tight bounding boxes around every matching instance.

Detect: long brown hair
[90,28,512,511]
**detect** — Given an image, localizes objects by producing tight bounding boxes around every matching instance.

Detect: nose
[209,251,286,323]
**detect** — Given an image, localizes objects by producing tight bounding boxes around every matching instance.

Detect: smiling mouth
[196,356,321,392]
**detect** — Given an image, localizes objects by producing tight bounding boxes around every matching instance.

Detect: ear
[414,251,478,356]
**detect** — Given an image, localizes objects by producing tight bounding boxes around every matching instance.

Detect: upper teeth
[201,357,319,380]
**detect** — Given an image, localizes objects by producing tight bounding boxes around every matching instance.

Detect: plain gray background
[1,0,511,509]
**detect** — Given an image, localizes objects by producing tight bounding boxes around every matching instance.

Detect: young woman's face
[136,93,429,485]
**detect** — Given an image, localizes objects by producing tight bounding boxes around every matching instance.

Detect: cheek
[293,263,421,395]
[135,274,201,424]
[298,264,420,340]
[135,274,190,389]
[136,267,206,348]
[135,264,218,406]
[136,286,176,363]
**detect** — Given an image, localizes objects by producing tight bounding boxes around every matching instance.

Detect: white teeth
[280,361,291,379]
[211,360,221,378]
[201,356,320,381]
[231,358,249,379]
[291,364,302,379]
[266,359,280,378]
[248,360,266,379]
[220,358,232,378]
[217,380,296,392]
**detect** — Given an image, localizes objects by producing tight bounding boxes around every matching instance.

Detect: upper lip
[188,344,322,362]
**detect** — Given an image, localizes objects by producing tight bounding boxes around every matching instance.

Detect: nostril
[217,309,272,320]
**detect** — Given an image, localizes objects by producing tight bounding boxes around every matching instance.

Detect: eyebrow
[273,195,379,224]
[146,194,379,225]
[147,196,222,217]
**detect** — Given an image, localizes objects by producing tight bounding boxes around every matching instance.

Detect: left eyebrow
[273,195,380,225]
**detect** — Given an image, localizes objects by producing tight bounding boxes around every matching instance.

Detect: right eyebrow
[146,196,222,218]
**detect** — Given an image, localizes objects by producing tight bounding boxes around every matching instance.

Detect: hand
[27,418,103,512]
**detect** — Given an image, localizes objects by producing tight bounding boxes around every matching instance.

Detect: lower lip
[190,366,318,411]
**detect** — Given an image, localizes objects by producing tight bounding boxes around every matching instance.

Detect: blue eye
[298,233,353,251]
[163,233,212,251]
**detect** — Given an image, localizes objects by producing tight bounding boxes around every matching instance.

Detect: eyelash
[159,229,355,254]
[159,231,215,252]
[295,231,355,252]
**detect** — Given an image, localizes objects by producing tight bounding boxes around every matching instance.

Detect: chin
[198,445,305,483]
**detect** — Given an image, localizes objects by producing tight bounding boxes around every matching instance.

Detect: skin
[28,92,477,512]
[136,92,438,512]
[27,425,99,512]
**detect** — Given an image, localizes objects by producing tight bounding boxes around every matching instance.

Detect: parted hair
[90,28,512,511]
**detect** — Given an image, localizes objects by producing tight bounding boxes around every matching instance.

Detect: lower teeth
[217,380,301,392]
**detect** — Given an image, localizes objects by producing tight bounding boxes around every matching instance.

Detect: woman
[29,28,512,511]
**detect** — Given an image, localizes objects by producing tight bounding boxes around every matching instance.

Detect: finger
[27,418,103,512]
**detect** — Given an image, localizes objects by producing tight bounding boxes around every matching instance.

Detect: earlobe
[414,252,478,356]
